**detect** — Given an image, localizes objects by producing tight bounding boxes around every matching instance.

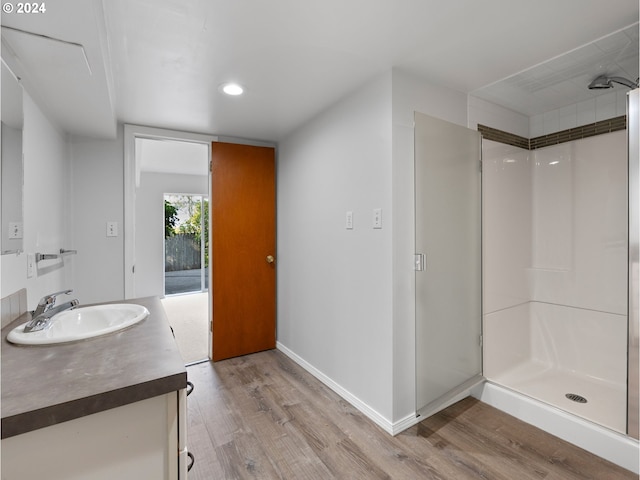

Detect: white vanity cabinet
[1,297,189,479]
[1,389,188,480]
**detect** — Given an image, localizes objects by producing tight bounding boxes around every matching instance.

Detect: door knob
[266,255,275,264]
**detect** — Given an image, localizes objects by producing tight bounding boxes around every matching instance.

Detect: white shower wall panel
[531,142,573,271]
[481,140,531,314]
[529,302,627,385]
[483,131,627,318]
[482,301,625,386]
[483,302,530,380]
[529,90,628,137]
[529,131,627,315]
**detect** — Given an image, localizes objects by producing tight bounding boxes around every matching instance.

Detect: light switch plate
[8,222,22,239]
[346,211,353,229]
[373,208,382,229]
[27,253,35,278]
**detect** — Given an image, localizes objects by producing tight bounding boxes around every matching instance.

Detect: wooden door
[211,142,276,361]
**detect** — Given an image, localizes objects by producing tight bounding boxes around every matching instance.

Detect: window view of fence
[164,194,209,295]
[166,233,201,271]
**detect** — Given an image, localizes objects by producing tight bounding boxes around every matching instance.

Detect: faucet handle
[37,289,73,306]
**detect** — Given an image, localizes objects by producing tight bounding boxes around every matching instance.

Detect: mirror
[1,61,24,255]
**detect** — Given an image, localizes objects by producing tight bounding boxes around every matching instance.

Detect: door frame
[124,126,278,362]
[124,125,216,359]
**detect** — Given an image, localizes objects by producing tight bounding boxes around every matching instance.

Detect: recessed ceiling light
[220,83,244,96]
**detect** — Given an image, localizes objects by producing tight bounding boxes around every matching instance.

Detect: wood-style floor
[186,350,636,479]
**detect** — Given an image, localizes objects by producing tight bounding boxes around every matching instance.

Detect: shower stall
[413,92,638,472]
[482,128,629,433]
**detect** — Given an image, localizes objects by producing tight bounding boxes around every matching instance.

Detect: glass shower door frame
[627,88,639,440]
[414,111,483,418]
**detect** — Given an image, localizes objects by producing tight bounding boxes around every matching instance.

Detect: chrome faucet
[31,289,72,317]
[24,290,79,333]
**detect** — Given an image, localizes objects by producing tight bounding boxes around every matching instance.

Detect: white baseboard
[277,342,415,435]
[474,381,640,474]
[392,412,423,435]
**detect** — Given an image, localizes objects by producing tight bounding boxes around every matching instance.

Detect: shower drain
[565,393,588,404]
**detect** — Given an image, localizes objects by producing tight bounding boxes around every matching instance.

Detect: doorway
[124,127,277,364]
[163,193,209,364]
[124,125,214,364]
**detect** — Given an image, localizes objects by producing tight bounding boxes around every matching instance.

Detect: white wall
[278,68,472,429]
[1,123,23,253]
[0,84,129,309]
[135,172,208,298]
[1,92,72,310]
[278,70,394,422]
[468,95,530,138]
[69,130,125,304]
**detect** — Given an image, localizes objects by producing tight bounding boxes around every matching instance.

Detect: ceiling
[472,23,638,116]
[1,0,638,142]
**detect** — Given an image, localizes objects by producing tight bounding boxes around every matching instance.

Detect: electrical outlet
[106,221,118,237]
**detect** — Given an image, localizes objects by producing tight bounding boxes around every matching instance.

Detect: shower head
[588,75,639,90]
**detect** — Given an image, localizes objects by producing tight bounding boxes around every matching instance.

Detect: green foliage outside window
[178,199,209,267]
[164,200,179,238]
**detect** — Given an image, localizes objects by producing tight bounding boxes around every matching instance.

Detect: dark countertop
[1,296,187,439]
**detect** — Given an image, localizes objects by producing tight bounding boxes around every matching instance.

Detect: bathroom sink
[7,303,149,345]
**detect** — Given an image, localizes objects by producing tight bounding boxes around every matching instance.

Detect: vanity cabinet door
[1,393,179,479]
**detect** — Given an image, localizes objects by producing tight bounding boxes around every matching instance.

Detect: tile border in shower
[478,115,627,150]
